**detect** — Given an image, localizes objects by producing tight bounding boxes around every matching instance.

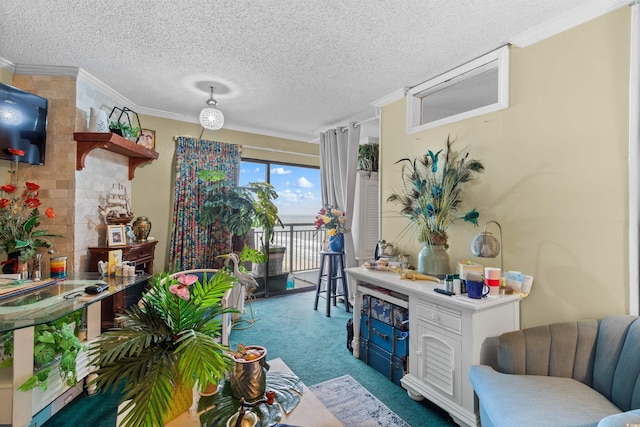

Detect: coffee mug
[467,280,489,299]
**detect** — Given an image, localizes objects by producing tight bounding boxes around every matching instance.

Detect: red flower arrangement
[0,148,60,264]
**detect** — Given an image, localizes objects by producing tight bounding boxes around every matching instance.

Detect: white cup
[484,267,501,280]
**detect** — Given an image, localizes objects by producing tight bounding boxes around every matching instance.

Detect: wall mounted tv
[0,82,48,165]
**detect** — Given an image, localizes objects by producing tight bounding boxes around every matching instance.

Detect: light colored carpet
[310,375,410,427]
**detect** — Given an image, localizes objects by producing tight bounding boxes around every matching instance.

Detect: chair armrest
[597,409,640,427]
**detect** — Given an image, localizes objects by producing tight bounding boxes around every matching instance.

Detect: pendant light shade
[199,86,224,130]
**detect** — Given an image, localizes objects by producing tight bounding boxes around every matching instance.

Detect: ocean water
[278,214,315,225]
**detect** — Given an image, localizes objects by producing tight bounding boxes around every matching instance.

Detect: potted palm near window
[88,270,238,427]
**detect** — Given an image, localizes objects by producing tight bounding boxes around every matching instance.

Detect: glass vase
[417,244,450,278]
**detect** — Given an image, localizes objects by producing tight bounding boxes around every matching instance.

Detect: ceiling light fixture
[199,86,224,130]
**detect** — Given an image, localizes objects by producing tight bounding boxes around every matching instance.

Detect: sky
[239,160,321,224]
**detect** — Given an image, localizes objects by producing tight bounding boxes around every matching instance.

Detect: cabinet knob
[431,313,438,321]
[416,350,423,357]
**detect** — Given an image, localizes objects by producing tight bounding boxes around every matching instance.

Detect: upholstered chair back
[495,315,640,411]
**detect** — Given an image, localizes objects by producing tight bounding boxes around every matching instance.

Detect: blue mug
[466,280,489,299]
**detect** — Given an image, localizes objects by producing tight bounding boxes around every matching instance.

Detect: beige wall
[130,114,319,271]
[0,68,11,85]
[380,8,631,328]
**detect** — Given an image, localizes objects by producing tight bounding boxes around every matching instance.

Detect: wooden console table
[345,267,521,427]
[87,241,158,329]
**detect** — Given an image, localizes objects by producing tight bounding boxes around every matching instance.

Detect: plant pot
[417,244,450,278]
[163,381,193,423]
[230,345,268,401]
[251,246,286,277]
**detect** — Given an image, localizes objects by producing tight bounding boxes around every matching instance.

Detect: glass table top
[0,272,150,333]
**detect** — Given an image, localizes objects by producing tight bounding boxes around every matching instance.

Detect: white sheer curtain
[319,122,360,297]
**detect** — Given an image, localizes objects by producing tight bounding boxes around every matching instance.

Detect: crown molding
[371,88,405,108]
[77,69,137,110]
[223,122,312,143]
[138,105,311,142]
[0,57,16,74]
[510,0,632,47]
[14,64,80,76]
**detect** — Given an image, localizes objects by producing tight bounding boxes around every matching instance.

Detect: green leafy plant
[387,135,484,247]
[88,271,238,427]
[358,142,379,175]
[0,310,84,391]
[199,170,283,247]
[109,120,141,142]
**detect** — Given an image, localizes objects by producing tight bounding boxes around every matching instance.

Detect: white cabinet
[352,171,379,263]
[346,267,520,427]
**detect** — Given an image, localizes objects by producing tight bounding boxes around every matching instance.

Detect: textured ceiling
[0,0,601,142]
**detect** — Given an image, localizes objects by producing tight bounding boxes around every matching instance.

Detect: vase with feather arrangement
[387,135,484,276]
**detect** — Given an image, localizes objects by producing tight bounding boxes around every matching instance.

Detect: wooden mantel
[74,132,159,180]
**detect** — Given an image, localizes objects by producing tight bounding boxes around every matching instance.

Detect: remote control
[85,283,109,294]
[434,288,455,296]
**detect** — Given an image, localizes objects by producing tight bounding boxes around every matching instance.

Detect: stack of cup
[485,267,501,296]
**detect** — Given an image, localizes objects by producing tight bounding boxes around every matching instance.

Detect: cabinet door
[416,320,462,405]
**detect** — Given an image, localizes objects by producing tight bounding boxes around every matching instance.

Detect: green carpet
[43,290,455,427]
[229,290,455,427]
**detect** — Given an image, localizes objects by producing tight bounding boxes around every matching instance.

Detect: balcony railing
[251,223,324,273]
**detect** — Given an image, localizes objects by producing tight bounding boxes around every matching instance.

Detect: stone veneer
[12,74,130,274]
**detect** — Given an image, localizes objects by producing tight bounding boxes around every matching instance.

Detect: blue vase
[328,233,344,252]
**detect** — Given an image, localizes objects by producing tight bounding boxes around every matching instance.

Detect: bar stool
[314,250,350,317]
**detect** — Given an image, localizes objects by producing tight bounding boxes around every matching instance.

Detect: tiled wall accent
[74,130,129,272]
[12,75,76,275]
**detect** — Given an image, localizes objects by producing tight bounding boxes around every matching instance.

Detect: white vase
[417,244,450,278]
[88,107,109,132]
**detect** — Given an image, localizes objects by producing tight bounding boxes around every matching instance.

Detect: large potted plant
[88,270,238,427]
[199,170,284,274]
[387,136,484,276]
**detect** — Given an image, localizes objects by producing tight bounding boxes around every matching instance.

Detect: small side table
[314,251,349,317]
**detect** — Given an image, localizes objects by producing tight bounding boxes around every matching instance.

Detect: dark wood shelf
[74,132,159,180]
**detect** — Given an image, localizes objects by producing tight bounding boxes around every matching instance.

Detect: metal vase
[230,345,268,401]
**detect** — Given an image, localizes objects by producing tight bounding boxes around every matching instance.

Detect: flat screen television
[0,82,48,165]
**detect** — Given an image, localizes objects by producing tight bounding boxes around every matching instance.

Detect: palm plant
[387,135,484,247]
[88,270,238,427]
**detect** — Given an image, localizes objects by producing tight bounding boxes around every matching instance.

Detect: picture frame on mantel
[107,225,127,247]
[139,129,155,150]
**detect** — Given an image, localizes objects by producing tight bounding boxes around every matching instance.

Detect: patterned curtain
[169,137,240,271]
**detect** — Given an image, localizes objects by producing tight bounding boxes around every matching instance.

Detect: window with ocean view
[240,160,320,225]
